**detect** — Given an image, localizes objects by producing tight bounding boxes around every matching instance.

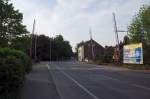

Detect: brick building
[78,39,104,62]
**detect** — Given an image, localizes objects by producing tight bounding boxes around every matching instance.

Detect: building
[78,45,84,61]
[78,39,104,62]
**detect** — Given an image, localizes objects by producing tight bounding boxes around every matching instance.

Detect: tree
[31,34,73,61]
[103,46,114,63]
[10,35,31,54]
[0,0,29,47]
[128,5,150,64]
[52,35,73,60]
[123,35,130,45]
[36,35,50,61]
[128,5,150,44]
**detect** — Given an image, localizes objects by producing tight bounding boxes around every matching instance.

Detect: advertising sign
[123,43,143,64]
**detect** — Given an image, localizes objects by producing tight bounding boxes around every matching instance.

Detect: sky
[11,0,150,51]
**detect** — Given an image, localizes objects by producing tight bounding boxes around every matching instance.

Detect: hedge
[0,48,32,98]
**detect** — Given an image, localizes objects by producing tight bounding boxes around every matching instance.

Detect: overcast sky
[11,0,149,50]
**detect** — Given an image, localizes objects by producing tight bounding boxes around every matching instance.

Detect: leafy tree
[103,46,114,63]
[123,35,130,45]
[0,0,29,47]
[128,5,150,64]
[63,41,73,57]
[52,35,73,60]
[10,35,31,54]
[128,5,150,44]
[37,35,50,61]
[76,41,84,49]
[31,34,73,61]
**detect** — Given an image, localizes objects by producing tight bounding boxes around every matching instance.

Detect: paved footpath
[20,62,60,99]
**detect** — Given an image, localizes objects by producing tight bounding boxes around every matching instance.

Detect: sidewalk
[20,63,60,99]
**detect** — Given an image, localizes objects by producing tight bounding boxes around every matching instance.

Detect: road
[49,61,150,99]
[21,62,150,99]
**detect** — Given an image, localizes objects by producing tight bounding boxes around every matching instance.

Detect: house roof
[84,39,104,49]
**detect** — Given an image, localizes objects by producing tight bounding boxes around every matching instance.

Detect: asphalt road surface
[49,62,150,99]
[21,62,150,99]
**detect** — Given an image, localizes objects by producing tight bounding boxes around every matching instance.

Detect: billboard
[123,43,143,64]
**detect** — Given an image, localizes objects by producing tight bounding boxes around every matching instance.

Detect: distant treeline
[31,34,73,61]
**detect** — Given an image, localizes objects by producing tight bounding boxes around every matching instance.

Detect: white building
[78,45,84,61]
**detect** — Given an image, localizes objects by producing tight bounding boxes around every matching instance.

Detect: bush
[94,54,113,64]
[0,48,32,73]
[0,48,32,98]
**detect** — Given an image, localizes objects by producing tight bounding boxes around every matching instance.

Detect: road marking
[47,63,150,95]
[47,64,50,70]
[48,68,104,70]
[132,84,150,91]
[55,66,100,99]
[99,75,127,83]
[100,74,150,91]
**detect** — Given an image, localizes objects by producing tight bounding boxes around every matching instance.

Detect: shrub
[0,48,32,73]
[0,48,32,97]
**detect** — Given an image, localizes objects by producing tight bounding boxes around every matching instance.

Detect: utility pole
[49,36,51,64]
[31,19,37,61]
[30,19,36,58]
[113,13,120,63]
[34,32,37,61]
[89,28,95,60]
[113,13,119,46]
[113,13,128,64]
[89,27,92,40]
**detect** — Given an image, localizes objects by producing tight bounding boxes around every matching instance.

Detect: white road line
[47,63,150,95]
[132,84,150,91]
[100,74,150,91]
[47,64,50,70]
[56,66,100,99]
[48,68,104,70]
